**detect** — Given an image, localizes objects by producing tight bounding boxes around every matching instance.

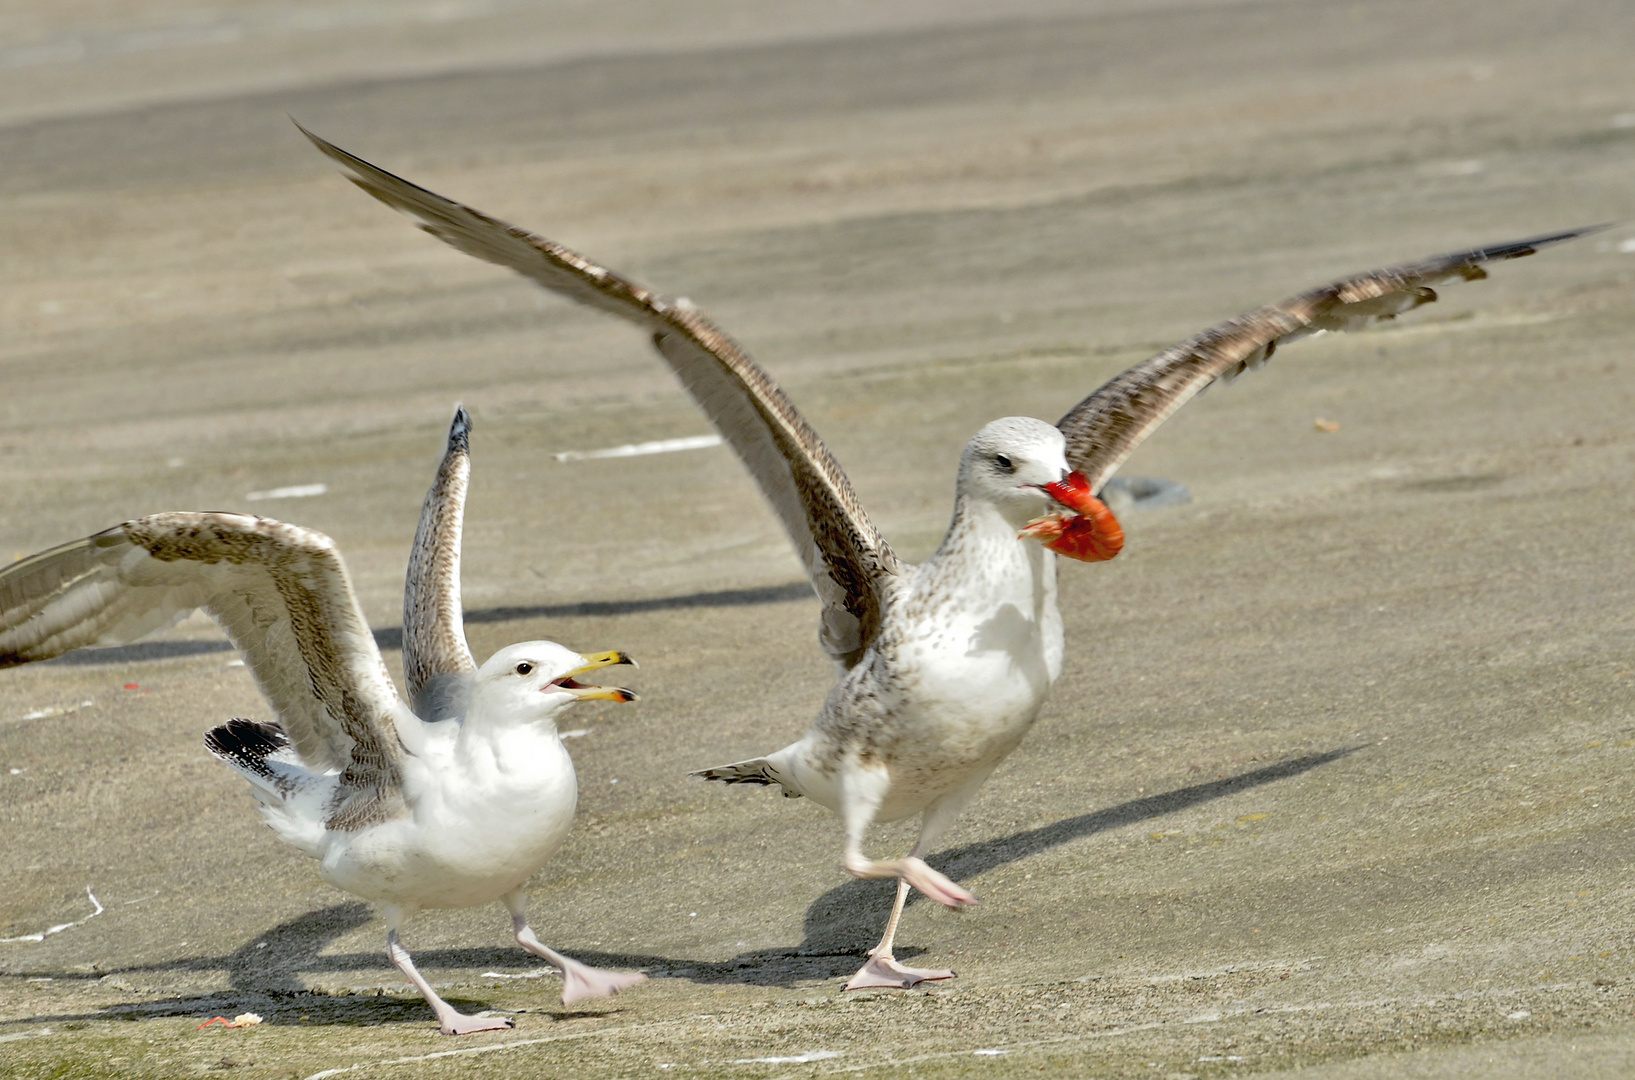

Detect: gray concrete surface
[2,1,1634,1076]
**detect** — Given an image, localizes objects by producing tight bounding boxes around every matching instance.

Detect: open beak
[1019,470,1094,542]
[1017,471,1124,562]
[1041,470,1095,513]
[549,650,640,703]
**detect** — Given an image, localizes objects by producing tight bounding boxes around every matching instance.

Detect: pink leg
[844,878,957,991]
[837,767,977,910]
[503,890,647,1006]
[840,767,990,991]
[387,929,513,1035]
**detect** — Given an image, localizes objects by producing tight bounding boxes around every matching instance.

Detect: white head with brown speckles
[955,417,1073,530]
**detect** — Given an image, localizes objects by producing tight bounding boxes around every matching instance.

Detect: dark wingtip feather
[205,718,289,780]
[296,121,458,222]
[447,404,472,454]
[1477,223,1612,262]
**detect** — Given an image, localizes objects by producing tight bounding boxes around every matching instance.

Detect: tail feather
[205,718,291,788]
[205,718,329,857]
[692,757,803,799]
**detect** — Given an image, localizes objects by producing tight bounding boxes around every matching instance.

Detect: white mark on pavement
[299,1021,685,1080]
[245,484,327,501]
[19,700,94,721]
[554,434,723,462]
[1,888,103,943]
[831,1023,1166,1073]
[481,969,551,980]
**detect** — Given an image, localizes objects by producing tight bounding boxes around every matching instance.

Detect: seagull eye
[515,662,534,676]
[994,454,1015,473]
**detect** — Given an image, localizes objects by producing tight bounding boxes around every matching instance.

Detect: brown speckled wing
[304,126,902,668]
[1057,227,1602,496]
[402,406,478,721]
[0,512,409,829]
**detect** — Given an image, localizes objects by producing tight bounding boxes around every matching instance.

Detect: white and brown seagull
[0,408,647,1032]
[303,124,1595,991]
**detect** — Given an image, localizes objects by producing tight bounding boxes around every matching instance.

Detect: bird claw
[844,953,956,991]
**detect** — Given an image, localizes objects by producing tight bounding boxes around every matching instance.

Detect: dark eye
[994,454,1015,473]
[515,662,534,676]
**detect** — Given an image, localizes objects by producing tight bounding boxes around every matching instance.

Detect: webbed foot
[844,953,956,991]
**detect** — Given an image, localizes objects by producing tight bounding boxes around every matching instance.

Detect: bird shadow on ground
[3,745,1359,1020]
[794,745,1362,956]
[41,583,815,664]
[0,903,566,1028]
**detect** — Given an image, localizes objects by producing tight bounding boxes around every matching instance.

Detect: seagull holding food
[302,123,1595,991]
[0,408,647,1032]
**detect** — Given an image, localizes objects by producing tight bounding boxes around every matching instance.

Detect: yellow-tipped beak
[562,685,639,703]
[570,650,637,674]
[553,650,639,703]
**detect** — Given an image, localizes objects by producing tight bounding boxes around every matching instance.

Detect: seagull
[0,408,648,1032]
[302,123,1596,990]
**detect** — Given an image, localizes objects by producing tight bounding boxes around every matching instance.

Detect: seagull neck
[456,686,561,739]
[452,701,565,756]
[923,494,1049,591]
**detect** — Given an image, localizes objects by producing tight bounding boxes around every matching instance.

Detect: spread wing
[1057,227,1603,495]
[303,126,902,669]
[0,512,411,829]
[402,406,478,721]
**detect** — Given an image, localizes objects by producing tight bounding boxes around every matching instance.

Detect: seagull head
[474,642,638,725]
[957,417,1077,529]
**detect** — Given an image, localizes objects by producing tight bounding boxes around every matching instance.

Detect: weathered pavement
[3,1,1635,1076]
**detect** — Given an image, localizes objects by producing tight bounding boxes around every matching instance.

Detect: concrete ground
[3,1,1635,1076]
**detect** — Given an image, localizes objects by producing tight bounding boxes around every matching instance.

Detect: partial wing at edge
[1057,227,1603,495]
[0,512,410,830]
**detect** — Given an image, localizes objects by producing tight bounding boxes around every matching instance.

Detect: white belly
[788,515,1067,823]
[792,596,1065,823]
[319,730,578,911]
[881,609,1058,810]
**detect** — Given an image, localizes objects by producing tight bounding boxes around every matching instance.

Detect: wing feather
[303,126,901,668]
[1057,227,1604,494]
[0,512,409,829]
[402,406,478,721]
